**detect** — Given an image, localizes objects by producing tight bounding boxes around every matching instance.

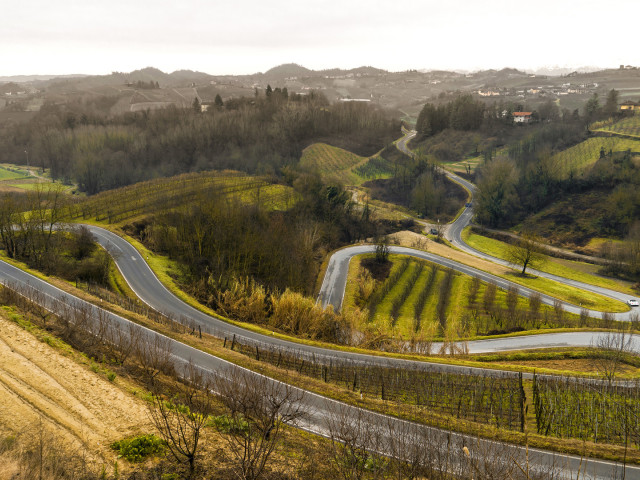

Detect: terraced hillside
[552,136,640,178]
[591,114,640,139]
[71,170,299,224]
[299,143,394,185]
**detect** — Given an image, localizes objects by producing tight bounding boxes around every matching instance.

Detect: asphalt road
[0,235,635,478]
[396,129,634,321]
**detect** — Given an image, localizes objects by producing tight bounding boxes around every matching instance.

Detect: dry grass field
[0,309,150,476]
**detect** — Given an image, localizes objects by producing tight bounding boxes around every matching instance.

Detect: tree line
[0,90,400,194]
[126,169,408,301]
[0,184,111,283]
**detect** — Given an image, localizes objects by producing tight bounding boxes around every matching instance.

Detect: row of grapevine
[367,258,411,320]
[436,268,455,330]
[592,115,640,138]
[533,374,640,447]
[67,171,294,223]
[390,263,424,326]
[552,137,640,178]
[413,265,438,332]
[226,334,526,431]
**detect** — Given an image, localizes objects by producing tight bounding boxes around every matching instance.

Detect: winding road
[0,226,635,478]
[0,128,638,476]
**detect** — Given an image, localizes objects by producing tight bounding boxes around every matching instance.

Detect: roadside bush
[213,277,267,325]
[111,434,166,462]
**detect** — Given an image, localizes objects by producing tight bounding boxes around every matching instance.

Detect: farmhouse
[513,112,533,124]
[620,101,640,112]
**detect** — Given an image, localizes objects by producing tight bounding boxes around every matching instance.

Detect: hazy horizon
[2,0,638,78]
[0,63,615,80]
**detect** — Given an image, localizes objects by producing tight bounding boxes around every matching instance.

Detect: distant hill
[127,67,170,82]
[263,64,387,79]
[318,66,387,77]
[527,66,605,76]
[264,63,312,78]
[0,82,24,94]
[0,74,87,83]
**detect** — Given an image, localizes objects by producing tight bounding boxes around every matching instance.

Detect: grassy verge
[462,227,635,296]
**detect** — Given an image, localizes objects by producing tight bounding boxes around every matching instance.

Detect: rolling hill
[299,143,394,185]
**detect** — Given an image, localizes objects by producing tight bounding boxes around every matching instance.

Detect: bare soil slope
[0,310,150,469]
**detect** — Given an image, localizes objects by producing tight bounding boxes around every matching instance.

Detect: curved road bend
[0,239,633,478]
[397,129,634,321]
[84,226,516,374]
[85,225,640,366]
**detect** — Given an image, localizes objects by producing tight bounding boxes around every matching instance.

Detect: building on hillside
[200,102,213,112]
[620,101,640,112]
[513,112,533,124]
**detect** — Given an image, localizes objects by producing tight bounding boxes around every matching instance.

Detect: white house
[513,112,533,124]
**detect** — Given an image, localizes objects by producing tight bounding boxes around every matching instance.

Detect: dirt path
[0,312,150,461]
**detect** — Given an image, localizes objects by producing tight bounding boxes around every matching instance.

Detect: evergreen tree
[604,89,619,117]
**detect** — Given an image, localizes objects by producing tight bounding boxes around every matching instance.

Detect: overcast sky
[2,0,638,76]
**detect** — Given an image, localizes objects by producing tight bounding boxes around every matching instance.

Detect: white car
[628,299,639,307]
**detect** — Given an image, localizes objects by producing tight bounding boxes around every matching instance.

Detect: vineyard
[591,114,640,139]
[533,374,640,448]
[227,333,526,431]
[69,171,298,224]
[343,255,575,340]
[551,137,640,179]
[299,143,394,185]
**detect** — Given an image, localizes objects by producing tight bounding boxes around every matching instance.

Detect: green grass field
[462,227,635,298]
[591,114,640,139]
[0,165,29,181]
[551,137,640,179]
[444,147,508,175]
[299,143,394,185]
[72,171,299,224]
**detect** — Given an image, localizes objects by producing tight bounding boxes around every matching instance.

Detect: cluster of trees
[416,94,486,136]
[0,185,111,283]
[584,89,625,122]
[365,153,466,220]
[128,170,389,300]
[0,90,400,194]
[475,142,639,235]
[128,80,160,89]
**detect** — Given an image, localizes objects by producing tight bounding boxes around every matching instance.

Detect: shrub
[111,434,166,462]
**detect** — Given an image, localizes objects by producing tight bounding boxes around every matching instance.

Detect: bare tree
[149,362,213,479]
[325,404,386,480]
[482,281,497,314]
[579,307,590,327]
[374,235,390,263]
[385,417,435,480]
[506,231,546,276]
[592,329,635,385]
[553,299,564,326]
[103,318,141,366]
[506,285,519,329]
[528,292,542,326]
[213,368,307,480]
[135,333,175,385]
